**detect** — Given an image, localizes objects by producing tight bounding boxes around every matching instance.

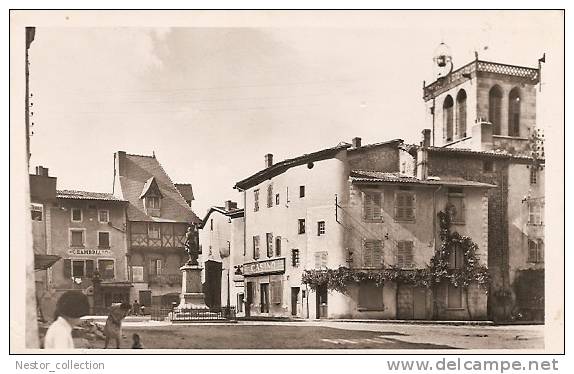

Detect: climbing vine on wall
[302,210,490,293]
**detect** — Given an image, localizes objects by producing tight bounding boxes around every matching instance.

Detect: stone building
[112,151,201,307]
[198,201,245,314]
[419,55,545,321]
[30,164,131,317]
[234,140,493,320]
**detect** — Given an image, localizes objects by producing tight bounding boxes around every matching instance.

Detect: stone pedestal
[177,263,208,310]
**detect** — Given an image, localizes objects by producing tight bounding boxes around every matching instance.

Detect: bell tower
[423,46,541,155]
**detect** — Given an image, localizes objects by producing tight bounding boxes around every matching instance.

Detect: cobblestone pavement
[77,320,543,350]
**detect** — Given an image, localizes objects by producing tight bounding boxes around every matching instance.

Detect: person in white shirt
[43,291,90,349]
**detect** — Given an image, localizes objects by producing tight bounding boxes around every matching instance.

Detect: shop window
[266,233,274,257]
[64,259,94,278]
[397,241,414,268]
[528,239,544,263]
[298,219,306,234]
[98,259,115,279]
[98,231,110,248]
[317,221,325,236]
[71,207,82,222]
[358,281,384,310]
[98,209,109,223]
[254,189,260,212]
[395,191,416,221]
[363,191,383,221]
[314,251,328,269]
[363,240,383,268]
[447,284,463,309]
[31,203,43,221]
[70,229,85,247]
[291,249,300,267]
[253,235,260,259]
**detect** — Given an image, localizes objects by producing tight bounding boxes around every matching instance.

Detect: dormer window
[140,177,163,217]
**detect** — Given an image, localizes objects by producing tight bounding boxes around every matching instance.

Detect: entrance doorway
[291,287,300,316]
[260,283,270,313]
[397,285,428,320]
[316,285,328,319]
[261,283,269,313]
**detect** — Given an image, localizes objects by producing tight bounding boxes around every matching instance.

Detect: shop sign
[67,248,112,256]
[243,258,285,276]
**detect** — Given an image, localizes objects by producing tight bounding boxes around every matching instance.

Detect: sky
[27,11,563,217]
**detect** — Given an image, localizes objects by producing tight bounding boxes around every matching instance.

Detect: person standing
[43,291,90,349]
[103,302,131,349]
[132,300,140,316]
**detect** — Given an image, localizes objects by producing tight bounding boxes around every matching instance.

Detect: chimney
[116,151,127,176]
[225,200,238,211]
[416,147,428,180]
[265,153,273,168]
[35,165,49,176]
[351,137,362,148]
[421,129,431,148]
[471,120,494,151]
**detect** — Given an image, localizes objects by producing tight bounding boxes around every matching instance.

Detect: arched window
[508,87,521,137]
[456,89,467,138]
[489,86,503,135]
[443,95,454,142]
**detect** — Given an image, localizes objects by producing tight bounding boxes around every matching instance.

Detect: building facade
[199,201,245,314]
[234,141,492,320]
[113,151,200,307]
[420,55,545,321]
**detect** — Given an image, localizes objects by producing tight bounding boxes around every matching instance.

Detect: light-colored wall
[242,152,349,317]
[507,163,545,283]
[49,200,128,290]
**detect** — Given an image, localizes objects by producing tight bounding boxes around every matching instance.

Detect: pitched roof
[234,142,351,190]
[347,138,403,152]
[57,190,127,202]
[174,183,194,202]
[350,170,496,188]
[116,152,200,223]
[407,144,542,163]
[199,206,244,229]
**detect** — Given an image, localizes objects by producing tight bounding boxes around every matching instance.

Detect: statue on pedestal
[184,225,199,266]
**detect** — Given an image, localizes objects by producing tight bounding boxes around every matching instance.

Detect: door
[260,283,270,313]
[291,287,300,316]
[316,285,328,319]
[413,287,427,319]
[245,283,253,317]
[139,290,152,306]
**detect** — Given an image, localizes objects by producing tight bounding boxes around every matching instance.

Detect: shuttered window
[275,236,282,256]
[270,277,282,304]
[70,230,84,247]
[291,249,300,267]
[254,189,260,212]
[363,191,383,221]
[358,281,384,310]
[397,241,414,268]
[253,235,260,259]
[314,251,328,269]
[267,184,273,208]
[395,191,416,221]
[528,202,542,225]
[448,246,465,269]
[363,240,383,268]
[266,233,274,257]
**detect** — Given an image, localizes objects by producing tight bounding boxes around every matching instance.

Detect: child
[103,302,131,349]
[44,291,90,349]
[131,333,143,349]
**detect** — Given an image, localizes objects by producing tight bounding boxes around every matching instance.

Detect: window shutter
[85,260,94,277]
[266,233,273,257]
[63,259,71,278]
[314,252,321,269]
[322,252,328,268]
